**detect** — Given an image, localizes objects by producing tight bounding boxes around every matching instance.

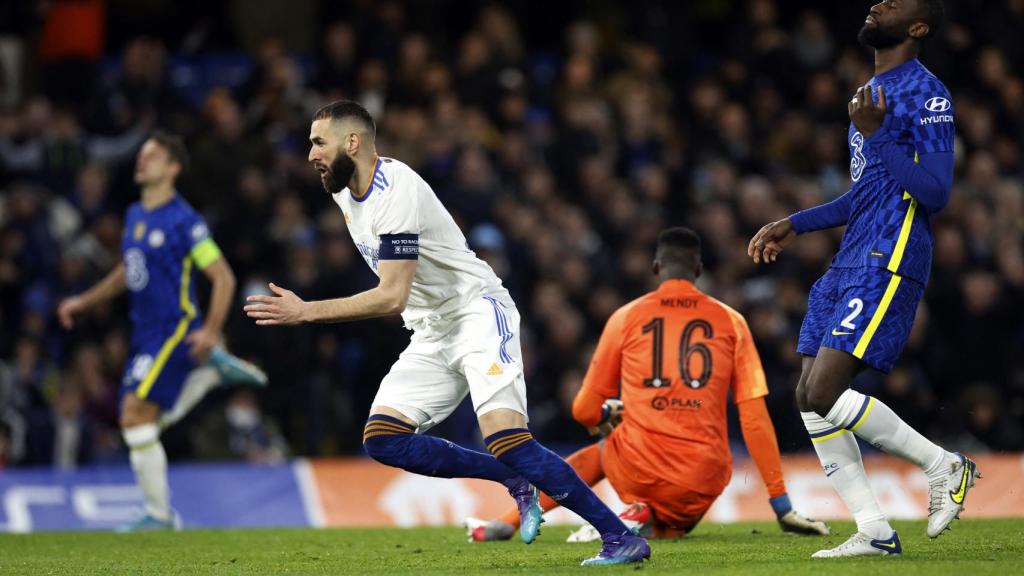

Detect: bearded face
[320,151,356,194]
[858,12,910,49]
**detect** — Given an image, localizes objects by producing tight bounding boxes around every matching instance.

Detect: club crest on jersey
[148,229,165,248]
[850,131,866,182]
[133,222,146,241]
[191,223,209,242]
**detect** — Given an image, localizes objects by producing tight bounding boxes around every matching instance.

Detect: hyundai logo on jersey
[925,96,951,112]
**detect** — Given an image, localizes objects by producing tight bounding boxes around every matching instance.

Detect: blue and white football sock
[123,423,171,521]
[802,411,891,539]
[484,428,629,537]
[362,415,517,482]
[824,389,948,479]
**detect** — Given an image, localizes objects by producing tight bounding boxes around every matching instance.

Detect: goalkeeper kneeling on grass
[467,228,829,542]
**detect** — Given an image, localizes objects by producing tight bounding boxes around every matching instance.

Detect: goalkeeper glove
[588,399,623,438]
[770,494,831,536]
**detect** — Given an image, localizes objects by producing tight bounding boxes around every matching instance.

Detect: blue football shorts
[797,267,924,373]
[121,321,200,410]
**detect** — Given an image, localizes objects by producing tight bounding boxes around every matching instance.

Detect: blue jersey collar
[873,58,920,82]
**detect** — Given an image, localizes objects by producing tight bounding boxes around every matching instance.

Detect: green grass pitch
[1,519,1021,575]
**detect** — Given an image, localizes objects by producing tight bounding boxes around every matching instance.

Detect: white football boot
[927,452,981,538]
[811,531,902,558]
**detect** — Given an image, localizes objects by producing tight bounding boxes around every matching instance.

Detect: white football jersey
[331,157,508,325]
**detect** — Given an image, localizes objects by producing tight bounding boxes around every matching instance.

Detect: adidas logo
[487,363,503,376]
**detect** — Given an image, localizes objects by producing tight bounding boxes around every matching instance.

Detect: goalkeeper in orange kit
[467,228,829,541]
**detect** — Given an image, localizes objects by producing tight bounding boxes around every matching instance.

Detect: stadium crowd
[1,0,1022,469]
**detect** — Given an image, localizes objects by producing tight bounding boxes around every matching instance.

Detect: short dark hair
[149,130,189,173]
[313,99,376,136]
[656,227,702,269]
[918,0,945,39]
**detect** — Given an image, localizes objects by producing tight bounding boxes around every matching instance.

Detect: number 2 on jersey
[642,318,714,389]
[841,298,864,330]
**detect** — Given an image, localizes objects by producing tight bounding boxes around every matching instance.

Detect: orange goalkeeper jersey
[573,279,769,495]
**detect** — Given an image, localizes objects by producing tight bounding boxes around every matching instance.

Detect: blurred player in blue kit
[58,132,267,531]
[748,0,980,558]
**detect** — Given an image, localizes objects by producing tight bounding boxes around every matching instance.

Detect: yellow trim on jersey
[190,238,222,269]
[849,397,876,431]
[852,274,903,359]
[886,151,920,273]
[887,192,918,273]
[137,257,197,399]
[810,429,850,443]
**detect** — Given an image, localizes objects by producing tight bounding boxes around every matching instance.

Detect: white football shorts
[371,294,528,431]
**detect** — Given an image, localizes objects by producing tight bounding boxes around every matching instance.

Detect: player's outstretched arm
[186,256,236,362]
[747,219,796,264]
[57,263,127,329]
[750,190,854,264]
[245,259,416,325]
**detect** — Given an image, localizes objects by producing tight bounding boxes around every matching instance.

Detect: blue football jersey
[833,58,954,285]
[121,195,220,341]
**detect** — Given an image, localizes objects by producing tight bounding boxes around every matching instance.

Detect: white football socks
[802,411,891,539]
[123,423,170,521]
[824,389,948,479]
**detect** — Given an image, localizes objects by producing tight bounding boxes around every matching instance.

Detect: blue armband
[379,234,419,260]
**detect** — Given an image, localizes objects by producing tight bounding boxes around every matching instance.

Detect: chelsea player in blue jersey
[57,132,267,531]
[748,0,980,558]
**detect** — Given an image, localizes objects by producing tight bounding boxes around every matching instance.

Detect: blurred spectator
[0,0,42,109]
[189,389,288,464]
[960,383,1024,452]
[315,22,357,98]
[26,380,94,469]
[85,37,191,134]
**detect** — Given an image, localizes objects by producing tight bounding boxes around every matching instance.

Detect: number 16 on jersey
[642,318,713,390]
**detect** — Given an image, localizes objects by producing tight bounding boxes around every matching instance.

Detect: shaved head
[313,99,376,140]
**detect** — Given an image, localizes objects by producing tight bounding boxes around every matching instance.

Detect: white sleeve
[373,167,422,261]
[372,168,421,236]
